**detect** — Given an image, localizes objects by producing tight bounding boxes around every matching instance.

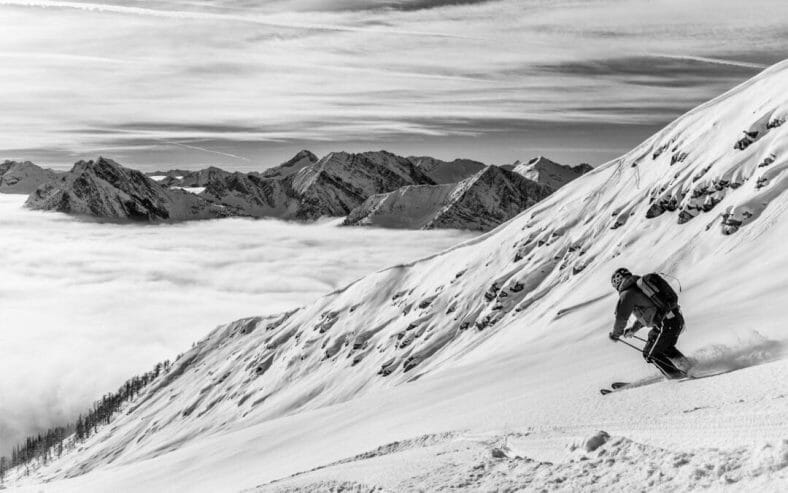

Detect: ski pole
[615,338,644,353]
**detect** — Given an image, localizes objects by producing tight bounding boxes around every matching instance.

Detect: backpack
[636,273,679,313]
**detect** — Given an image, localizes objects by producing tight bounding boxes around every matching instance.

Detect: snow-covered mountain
[0,160,61,194]
[25,151,439,222]
[290,150,436,219]
[25,157,235,221]
[511,156,593,191]
[168,166,232,188]
[259,150,318,179]
[344,165,550,230]
[11,61,788,492]
[24,151,578,227]
[407,156,486,184]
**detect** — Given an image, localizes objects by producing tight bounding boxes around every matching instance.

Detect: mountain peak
[513,156,592,191]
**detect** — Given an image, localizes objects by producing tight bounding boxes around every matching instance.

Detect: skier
[608,267,690,378]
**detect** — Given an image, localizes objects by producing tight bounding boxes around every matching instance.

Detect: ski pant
[642,310,688,378]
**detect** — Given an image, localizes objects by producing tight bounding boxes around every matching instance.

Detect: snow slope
[10,61,788,491]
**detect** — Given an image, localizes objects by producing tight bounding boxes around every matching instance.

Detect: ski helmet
[611,267,631,290]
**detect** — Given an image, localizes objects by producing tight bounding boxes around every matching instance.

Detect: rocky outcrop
[146,169,191,186]
[344,166,551,231]
[291,151,436,219]
[200,171,301,217]
[512,156,592,191]
[25,157,236,221]
[158,166,232,188]
[0,160,62,194]
[27,151,544,225]
[25,151,441,222]
[407,156,486,184]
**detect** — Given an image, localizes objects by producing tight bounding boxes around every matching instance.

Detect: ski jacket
[612,275,659,337]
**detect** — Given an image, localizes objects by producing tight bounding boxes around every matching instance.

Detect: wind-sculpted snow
[12,61,788,491]
[253,431,788,492]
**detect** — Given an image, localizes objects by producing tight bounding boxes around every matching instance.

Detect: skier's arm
[611,292,635,337]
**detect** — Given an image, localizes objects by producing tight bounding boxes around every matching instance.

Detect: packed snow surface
[8,61,788,491]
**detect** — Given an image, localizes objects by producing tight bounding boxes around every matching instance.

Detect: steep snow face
[512,156,592,191]
[427,166,550,230]
[344,183,456,229]
[25,157,233,221]
[291,151,436,219]
[0,160,61,194]
[345,166,550,230]
[16,62,788,491]
[407,156,486,184]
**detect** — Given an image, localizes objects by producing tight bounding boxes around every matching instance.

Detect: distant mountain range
[0,160,63,194]
[5,151,592,231]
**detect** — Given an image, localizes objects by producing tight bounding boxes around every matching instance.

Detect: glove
[608,332,619,342]
[622,321,642,337]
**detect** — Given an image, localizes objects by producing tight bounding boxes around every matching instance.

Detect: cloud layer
[0,0,785,167]
[0,195,474,455]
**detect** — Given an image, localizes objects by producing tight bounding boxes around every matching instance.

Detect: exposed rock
[260,150,318,179]
[0,160,62,194]
[145,169,191,186]
[344,166,551,231]
[25,157,235,221]
[292,151,436,220]
[168,166,232,188]
[511,156,592,191]
[200,171,301,217]
[407,156,486,184]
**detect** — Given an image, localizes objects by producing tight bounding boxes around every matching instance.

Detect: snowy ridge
[291,150,435,219]
[406,156,486,184]
[12,61,788,491]
[344,165,550,230]
[511,156,592,191]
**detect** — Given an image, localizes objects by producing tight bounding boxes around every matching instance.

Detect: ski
[600,381,630,395]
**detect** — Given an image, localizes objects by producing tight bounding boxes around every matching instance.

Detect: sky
[0,0,786,170]
[0,194,475,456]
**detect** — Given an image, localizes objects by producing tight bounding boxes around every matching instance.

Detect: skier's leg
[642,328,658,359]
[645,324,685,378]
[661,313,690,371]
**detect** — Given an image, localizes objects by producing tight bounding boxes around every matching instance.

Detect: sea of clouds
[0,194,475,456]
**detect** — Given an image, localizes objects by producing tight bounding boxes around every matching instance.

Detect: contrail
[0,0,479,39]
[0,52,127,64]
[162,141,251,162]
[648,53,768,70]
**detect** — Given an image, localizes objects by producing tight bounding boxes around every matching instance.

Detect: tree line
[0,359,172,483]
